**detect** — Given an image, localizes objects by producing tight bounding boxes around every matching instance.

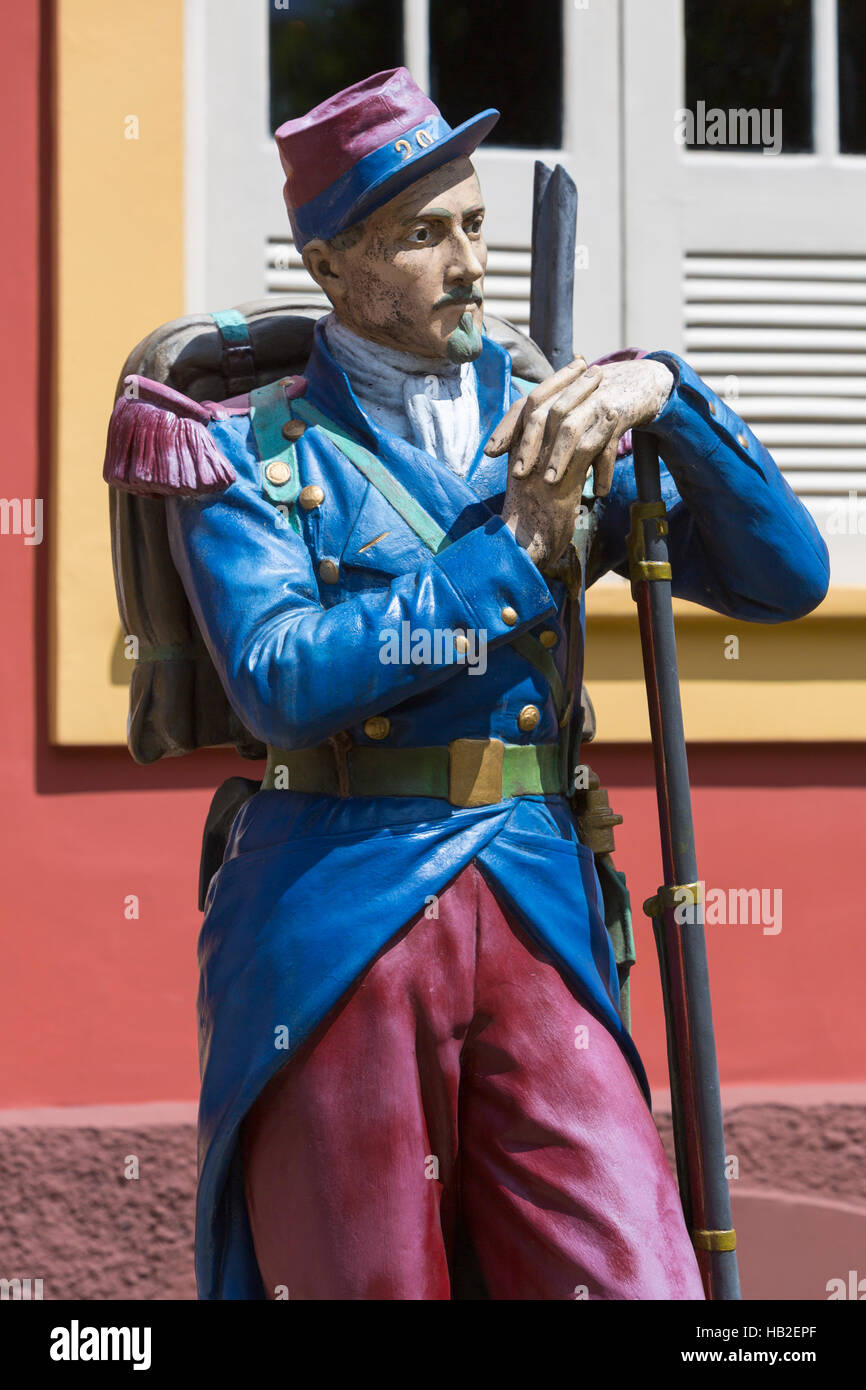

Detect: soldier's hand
[486,356,674,499]
[491,359,600,570]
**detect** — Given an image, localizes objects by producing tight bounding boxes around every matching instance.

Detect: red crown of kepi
[275,67,499,249]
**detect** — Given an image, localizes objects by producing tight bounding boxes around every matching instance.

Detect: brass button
[538,629,558,649]
[736,431,748,449]
[265,460,291,486]
[363,715,390,740]
[282,418,306,441]
[299,484,325,511]
[318,558,339,584]
[453,633,470,654]
[709,401,717,416]
[501,606,518,627]
[517,704,540,732]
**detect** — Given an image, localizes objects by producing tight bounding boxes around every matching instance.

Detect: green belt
[262,738,567,808]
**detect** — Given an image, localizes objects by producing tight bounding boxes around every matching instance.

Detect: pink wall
[0,0,220,1108]
[2,0,864,1112]
[591,745,866,1088]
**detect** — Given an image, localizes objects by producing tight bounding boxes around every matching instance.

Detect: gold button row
[267,471,324,501]
[362,706,542,741]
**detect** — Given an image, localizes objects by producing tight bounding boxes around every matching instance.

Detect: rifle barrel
[632,430,741,1302]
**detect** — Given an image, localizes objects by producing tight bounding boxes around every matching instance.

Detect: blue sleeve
[165,467,555,750]
[589,351,830,621]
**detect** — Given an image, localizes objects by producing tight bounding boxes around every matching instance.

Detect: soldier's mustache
[433,288,483,309]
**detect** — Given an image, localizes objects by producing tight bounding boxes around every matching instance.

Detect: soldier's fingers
[513,366,602,479]
[590,430,621,498]
[508,360,591,466]
[545,406,618,486]
[532,368,604,478]
[520,356,588,414]
[483,397,526,457]
[542,400,617,485]
[484,360,588,457]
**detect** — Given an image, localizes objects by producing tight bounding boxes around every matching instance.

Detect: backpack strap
[293,397,453,555]
[211,309,257,396]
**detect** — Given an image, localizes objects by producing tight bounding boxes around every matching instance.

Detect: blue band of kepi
[291,115,453,247]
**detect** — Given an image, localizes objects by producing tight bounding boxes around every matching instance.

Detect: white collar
[322,313,481,476]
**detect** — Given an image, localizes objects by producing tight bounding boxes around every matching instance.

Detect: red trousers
[242,863,704,1300]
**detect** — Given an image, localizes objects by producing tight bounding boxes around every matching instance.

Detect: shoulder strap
[292,398,453,556]
[211,309,257,396]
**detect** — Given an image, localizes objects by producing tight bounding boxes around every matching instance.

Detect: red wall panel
[1,1,863,1108]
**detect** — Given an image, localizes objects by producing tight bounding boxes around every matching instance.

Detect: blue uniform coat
[164,321,829,1298]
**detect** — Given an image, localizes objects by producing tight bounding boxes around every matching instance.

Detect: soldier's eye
[406,226,432,244]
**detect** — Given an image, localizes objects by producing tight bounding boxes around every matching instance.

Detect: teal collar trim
[249,380,301,510]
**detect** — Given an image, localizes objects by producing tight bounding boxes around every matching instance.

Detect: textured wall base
[1,1093,863,1300]
[653,1092,866,1207]
[0,1105,197,1301]
[653,1091,866,1301]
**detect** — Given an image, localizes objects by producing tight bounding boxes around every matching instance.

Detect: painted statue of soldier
[104,69,829,1300]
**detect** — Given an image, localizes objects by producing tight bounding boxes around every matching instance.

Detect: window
[684,0,813,153]
[838,0,866,154]
[269,0,404,133]
[428,0,562,148]
[269,0,563,149]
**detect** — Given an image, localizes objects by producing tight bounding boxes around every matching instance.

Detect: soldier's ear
[302,240,344,300]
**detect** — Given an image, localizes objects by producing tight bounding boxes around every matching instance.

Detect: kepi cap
[276,67,499,249]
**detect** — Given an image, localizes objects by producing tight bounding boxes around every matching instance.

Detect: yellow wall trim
[586,583,866,742]
[51,0,184,746]
[588,583,866,621]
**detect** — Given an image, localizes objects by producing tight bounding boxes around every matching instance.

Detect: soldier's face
[306,157,487,362]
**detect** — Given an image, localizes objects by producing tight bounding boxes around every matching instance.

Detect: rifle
[529,160,740,1300]
[628,435,740,1300]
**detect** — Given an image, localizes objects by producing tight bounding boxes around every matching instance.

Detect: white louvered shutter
[684,253,866,581]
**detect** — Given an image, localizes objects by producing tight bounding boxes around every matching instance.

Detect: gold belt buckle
[448,738,504,807]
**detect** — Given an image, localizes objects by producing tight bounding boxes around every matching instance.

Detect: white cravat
[324,314,481,477]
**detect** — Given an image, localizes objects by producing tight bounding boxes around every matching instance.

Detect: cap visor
[343,108,500,230]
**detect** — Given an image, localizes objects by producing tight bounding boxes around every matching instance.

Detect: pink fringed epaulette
[103,375,238,497]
